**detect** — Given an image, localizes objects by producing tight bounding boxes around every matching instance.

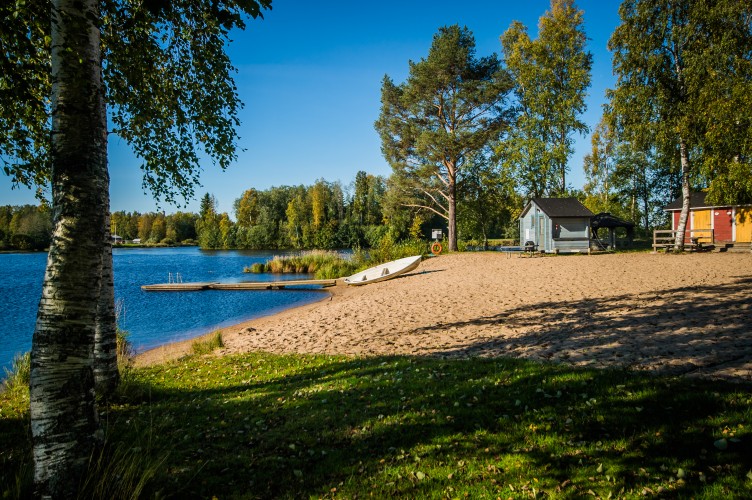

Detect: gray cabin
[519,198,594,253]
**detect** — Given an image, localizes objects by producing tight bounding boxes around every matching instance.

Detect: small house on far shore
[519,198,594,253]
[664,192,752,245]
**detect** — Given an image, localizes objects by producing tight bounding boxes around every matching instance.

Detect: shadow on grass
[101,353,751,499]
[410,277,752,380]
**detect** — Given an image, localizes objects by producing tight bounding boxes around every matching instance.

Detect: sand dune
[135,251,752,382]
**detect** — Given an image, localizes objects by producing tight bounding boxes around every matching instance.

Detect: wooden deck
[141,279,338,291]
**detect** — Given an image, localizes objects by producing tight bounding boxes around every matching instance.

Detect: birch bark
[29,0,108,496]
[673,138,691,252]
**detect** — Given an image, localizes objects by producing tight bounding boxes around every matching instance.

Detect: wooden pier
[141,279,338,292]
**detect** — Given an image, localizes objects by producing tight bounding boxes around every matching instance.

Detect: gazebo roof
[591,212,635,230]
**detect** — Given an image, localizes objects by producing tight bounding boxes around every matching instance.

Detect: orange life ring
[431,242,442,255]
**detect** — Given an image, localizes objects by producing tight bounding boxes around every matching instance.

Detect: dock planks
[141,282,218,291]
[141,279,337,291]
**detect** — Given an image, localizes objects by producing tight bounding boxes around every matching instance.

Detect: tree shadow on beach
[409,277,752,380]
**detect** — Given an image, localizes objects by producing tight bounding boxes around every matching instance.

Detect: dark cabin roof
[527,198,594,218]
[664,192,709,210]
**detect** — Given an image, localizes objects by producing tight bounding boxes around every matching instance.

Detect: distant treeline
[0,204,53,250]
[195,172,410,250]
[110,211,199,245]
[2,169,516,252]
[0,204,201,250]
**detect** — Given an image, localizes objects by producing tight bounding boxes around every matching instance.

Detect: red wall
[670,207,734,242]
[712,208,733,242]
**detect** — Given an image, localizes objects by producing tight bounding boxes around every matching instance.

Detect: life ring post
[430,229,444,255]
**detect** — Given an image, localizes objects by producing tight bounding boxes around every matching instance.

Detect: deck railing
[652,228,714,251]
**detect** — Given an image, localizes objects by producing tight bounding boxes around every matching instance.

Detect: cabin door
[736,208,752,242]
[692,209,712,243]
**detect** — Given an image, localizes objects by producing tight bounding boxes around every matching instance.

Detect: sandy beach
[135,251,752,382]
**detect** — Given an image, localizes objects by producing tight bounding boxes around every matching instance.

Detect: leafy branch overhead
[0,0,272,205]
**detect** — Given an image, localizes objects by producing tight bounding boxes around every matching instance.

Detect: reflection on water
[0,247,327,370]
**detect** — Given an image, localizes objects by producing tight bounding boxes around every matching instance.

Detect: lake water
[0,247,328,371]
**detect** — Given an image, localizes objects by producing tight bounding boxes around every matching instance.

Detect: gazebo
[590,212,634,250]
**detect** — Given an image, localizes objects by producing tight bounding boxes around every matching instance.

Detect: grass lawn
[2,352,751,498]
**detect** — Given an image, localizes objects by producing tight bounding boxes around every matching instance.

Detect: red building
[664,192,752,244]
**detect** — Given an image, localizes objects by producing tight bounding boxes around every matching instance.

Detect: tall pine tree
[375,25,513,251]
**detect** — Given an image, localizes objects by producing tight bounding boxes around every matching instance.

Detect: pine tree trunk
[447,175,458,252]
[673,138,691,252]
[30,0,107,496]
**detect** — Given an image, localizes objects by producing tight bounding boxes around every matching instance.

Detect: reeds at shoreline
[245,239,427,279]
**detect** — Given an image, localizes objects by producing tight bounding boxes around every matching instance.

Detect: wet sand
[135,251,752,382]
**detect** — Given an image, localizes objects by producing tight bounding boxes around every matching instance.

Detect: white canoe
[343,255,422,286]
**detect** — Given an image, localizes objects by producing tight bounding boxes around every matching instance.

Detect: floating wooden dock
[141,282,218,291]
[141,279,338,292]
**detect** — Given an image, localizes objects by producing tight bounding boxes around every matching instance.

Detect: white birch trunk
[30,0,108,496]
[673,138,691,252]
[94,210,119,397]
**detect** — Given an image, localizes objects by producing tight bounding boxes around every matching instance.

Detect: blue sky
[1,0,622,216]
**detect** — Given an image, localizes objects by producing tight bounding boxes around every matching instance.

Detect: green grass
[2,353,750,498]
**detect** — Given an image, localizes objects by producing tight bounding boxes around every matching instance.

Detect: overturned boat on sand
[343,255,422,286]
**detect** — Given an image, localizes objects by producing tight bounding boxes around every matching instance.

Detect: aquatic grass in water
[245,241,429,279]
[4,353,750,498]
[244,250,357,278]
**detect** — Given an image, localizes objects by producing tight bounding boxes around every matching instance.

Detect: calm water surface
[0,247,326,371]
